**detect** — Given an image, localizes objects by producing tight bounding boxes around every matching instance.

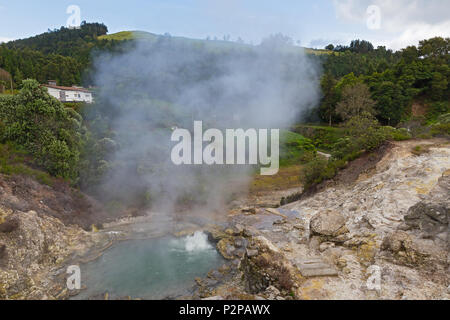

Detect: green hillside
[99,30,331,55]
[98,31,158,41]
[0,23,333,88]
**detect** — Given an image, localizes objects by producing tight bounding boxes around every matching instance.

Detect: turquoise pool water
[74,232,224,300]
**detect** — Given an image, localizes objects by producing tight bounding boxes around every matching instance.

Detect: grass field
[250,164,302,193]
[98,31,158,41]
[249,130,313,193]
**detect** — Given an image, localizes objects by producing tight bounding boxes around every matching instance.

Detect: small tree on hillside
[336,83,376,121]
[344,113,386,151]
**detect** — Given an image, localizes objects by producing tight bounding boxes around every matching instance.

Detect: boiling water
[74,232,223,300]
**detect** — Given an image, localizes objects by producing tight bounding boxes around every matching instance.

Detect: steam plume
[87,35,321,217]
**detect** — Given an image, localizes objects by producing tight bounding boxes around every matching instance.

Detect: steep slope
[215,139,449,300]
[0,171,114,299]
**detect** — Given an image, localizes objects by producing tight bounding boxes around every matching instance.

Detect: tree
[349,40,374,53]
[401,46,419,63]
[418,37,449,59]
[0,79,82,179]
[319,73,338,125]
[344,113,386,151]
[325,44,334,51]
[431,72,448,101]
[14,67,23,87]
[334,72,361,97]
[0,67,13,92]
[336,83,376,121]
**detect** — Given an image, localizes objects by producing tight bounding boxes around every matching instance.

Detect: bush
[300,156,334,188]
[344,114,387,151]
[426,102,450,124]
[431,123,450,136]
[381,126,412,141]
[437,113,450,124]
[411,145,432,156]
[391,127,412,141]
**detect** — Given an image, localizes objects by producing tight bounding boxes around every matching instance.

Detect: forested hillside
[0,22,123,86]
[317,37,449,126]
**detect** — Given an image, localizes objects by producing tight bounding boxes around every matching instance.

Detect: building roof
[42,84,92,93]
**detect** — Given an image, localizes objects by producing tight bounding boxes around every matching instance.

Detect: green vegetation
[279,130,316,167]
[0,142,53,186]
[0,79,83,180]
[411,145,432,156]
[430,113,450,137]
[0,22,124,87]
[298,114,414,190]
[426,102,450,124]
[294,37,449,191]
[292,125,344,152]
[99,31,158,41]
[318,37,449,126]
[299,156,333,189]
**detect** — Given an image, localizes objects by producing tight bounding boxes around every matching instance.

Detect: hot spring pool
[73,232,224,300]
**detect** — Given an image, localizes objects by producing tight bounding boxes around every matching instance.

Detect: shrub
[344,114,387,151]
[274,264,294,291]
[411,145,431,156]
[436,113,450,124]
[431,123,450,136]
[381,126,412,141]
[426,103,450,124]
[300,156,332,188]
[391,127,412,141]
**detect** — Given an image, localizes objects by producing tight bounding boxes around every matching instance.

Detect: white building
[43,81,94,104]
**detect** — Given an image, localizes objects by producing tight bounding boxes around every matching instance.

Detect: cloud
[332,0,450,49]
[386,20,450,50]
[0,37,13,43]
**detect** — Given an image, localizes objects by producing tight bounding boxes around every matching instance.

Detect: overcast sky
[0,0,449,50]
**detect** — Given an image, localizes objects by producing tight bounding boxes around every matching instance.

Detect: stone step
[295,257,338,277]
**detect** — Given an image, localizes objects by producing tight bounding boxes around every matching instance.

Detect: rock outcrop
[0,173,111,300]
[222,139,450,300]
[310,210,349,242]
[0,207,98,299]
[403,173,450,247]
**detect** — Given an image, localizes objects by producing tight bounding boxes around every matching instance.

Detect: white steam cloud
[88,36,320,217]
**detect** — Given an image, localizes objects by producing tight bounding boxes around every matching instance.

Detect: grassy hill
[0,23,332,88]
[99,30,332,55]
[98,30,158,41]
